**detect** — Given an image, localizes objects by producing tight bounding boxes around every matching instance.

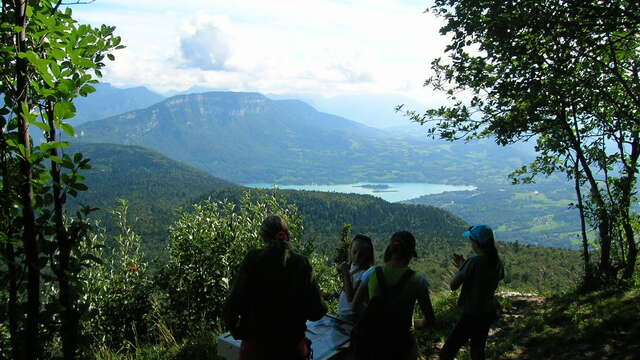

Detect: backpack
[350,267,415,360]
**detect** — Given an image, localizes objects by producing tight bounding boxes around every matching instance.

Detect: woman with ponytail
[440,225,505,360]
[224,215,327,360]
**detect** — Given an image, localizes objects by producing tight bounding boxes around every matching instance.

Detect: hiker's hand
[338,262,349,274]
[453,253,465,268]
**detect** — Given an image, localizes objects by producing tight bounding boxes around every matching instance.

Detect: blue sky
[71,0,448,106]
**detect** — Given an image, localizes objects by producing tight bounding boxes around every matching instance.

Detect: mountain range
[72,90,533,185]
[63,84,584,248]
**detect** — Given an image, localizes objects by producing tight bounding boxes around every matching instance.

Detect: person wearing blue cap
[439,225,505,360]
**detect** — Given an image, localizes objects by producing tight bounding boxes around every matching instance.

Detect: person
[223,215,327,360]
[337,234,375,322]
[439,224,505,360]
[352,231,436,360]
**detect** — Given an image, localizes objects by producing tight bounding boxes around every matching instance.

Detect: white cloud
[70,0,449,104]
[178,20,231,71]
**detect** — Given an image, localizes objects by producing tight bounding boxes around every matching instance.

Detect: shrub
[160,190,306,338]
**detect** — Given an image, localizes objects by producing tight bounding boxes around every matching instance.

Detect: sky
[71,0,449,106]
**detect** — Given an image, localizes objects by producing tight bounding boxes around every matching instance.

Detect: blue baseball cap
[463,225,494,246]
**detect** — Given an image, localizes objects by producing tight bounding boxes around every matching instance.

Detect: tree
[0,0,121,358]
[407,0,640,284]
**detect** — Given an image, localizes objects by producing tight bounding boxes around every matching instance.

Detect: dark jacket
[223,247,327,346]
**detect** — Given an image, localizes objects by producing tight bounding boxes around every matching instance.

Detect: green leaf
[79,84,96,96]
[72,183,88,191]
[54,101,76,120]
[81,253,103,265]
[30,121,51,132]
[40,141,69,153]
[50,48,66,61]
[61,123,75,137]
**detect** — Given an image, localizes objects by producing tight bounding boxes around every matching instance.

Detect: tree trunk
[574,162,591,284]
[46,101,78,359]
[561,111,612,280]
[15,1,40,358]
[1,117,21,359]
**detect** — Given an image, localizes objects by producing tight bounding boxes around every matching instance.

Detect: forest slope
[67,143,235,255]
[69,143,582,291]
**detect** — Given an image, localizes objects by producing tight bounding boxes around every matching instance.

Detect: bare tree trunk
[15,1,40,358]
[46,101,78,359]
[620,135,639,279]
[561,111,612,280]
[574,162,591,284]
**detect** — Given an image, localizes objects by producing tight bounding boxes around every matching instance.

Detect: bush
[82,200,154,350]
[159,190,306,338]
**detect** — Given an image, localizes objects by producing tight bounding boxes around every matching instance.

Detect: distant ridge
[73,91,531,185]
[72,83,165,125]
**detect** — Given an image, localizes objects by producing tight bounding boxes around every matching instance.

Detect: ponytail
[260,215,291,250]
[478,236,500,272]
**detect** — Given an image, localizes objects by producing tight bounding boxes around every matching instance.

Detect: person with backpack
[351,231,436,360]
[337,234,375,322]
[439,224,505,360]
[223,215,327,360]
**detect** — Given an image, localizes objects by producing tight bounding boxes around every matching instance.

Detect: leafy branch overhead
[413,0,640,283]
[1,0,122,358]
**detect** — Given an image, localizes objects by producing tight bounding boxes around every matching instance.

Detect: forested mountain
[73,91,533,185]
[204,187,469,252]
[67,143,235,254]
[72,83,165,125]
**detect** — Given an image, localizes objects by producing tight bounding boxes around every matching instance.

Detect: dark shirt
[223,247,327,346]
[457,255,504,314]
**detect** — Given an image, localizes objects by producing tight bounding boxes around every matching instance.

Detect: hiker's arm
[450,257,470,291]
[352,280,369,313]
[223,254,251,333]
[339,262,356,301]
[416,288,436,328]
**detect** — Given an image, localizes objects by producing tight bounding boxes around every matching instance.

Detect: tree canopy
[410,0,640,284]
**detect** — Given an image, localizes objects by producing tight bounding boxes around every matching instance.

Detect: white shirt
[338,264,368,320]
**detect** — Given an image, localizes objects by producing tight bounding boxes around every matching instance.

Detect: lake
[244,182,476,203]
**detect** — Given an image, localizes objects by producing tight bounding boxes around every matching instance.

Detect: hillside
[406,181,584,249]
[73,91,533,185]
[64,144,582,291]
[486,287,640,359]
[67,143,235,254]
[203,187,582,292]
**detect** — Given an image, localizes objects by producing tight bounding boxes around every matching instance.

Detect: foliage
[66,143,235,255]
[0,1,122,357]
[333,223,352,264]
[159,191,307,339]
[82,201,154,351]
[412,0,640,283]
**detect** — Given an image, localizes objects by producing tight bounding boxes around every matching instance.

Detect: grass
[487,286,640,360]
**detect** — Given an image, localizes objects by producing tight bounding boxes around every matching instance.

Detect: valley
[68,85,583,249]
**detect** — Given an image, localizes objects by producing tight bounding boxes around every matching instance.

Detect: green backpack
[350,267,415,360]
